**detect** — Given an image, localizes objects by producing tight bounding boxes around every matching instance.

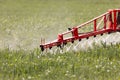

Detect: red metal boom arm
[40,9,120,51]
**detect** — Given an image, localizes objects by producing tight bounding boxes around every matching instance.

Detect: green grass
[0,0,120,80]
[1,44,120,80]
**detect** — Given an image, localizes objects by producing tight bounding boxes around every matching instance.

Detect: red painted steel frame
[40,9,120,51]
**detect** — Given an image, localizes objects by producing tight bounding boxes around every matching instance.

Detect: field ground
[0,0,120,80]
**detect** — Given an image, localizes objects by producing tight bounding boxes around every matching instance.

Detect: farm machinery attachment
[40,9,120,52]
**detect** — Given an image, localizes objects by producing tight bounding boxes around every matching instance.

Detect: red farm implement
[40,9,120,52]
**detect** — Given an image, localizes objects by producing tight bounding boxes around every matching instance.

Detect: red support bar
[94,19,97,31]
[104,15,106,29]
[77,12,109,29]
[72,27,79,39]
[62,31,71,35]
[117,11,120,26]
[108,11,113,29]
[57,34,63,42]
[113,10,117,31]
[115,9,120,12]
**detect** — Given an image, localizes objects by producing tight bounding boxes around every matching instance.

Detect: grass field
[1,44,120,80]
[0,0,120,80]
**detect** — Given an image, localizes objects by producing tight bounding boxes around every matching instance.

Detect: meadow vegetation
[1,44,120,80]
